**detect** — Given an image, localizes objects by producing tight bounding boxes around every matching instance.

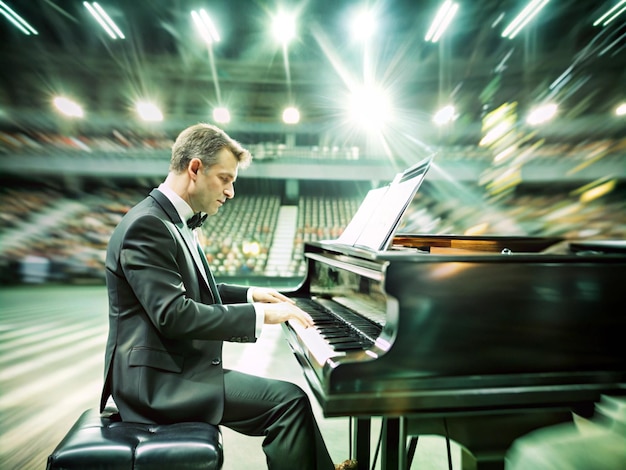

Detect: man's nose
[225,184,235,199]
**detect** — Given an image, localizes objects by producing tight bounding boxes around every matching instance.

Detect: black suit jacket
[100,189,257,424]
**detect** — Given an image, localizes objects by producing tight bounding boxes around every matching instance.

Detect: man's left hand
[251,287,295,304]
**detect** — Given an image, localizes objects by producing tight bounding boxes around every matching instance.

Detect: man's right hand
[262,302,314,329]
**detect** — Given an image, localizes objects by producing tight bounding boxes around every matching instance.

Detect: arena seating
[0,181,624,284]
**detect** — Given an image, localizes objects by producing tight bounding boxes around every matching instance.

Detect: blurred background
[0,0,625,468]
[0,0,624,285]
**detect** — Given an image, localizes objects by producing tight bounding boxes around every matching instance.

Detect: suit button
[211,358,221,366]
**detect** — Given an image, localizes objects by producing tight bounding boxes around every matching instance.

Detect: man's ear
[189,158,202,178]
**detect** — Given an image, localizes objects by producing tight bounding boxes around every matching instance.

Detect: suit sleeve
[119,213,257,341]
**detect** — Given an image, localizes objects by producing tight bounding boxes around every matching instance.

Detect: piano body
[282,235,626,469]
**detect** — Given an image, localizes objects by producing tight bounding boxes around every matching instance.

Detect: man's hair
[170,123,252,173]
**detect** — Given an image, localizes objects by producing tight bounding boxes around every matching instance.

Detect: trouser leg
[220,369,334,470]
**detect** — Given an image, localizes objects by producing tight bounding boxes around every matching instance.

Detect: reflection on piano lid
[569,240,626,254]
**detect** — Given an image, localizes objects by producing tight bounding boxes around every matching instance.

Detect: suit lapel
[149,189,217,302]
[149,189,181,223]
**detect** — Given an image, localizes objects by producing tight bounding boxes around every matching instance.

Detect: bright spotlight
[272,11,296,44]
[502,0,550,39]
[0,0,38,35]
[53,96,84,118]
[433,105,457,125]
[425,0,459,43]
[136,101,163,122]
[593,0,626,27]
[83,2,125,40]
[351,9,377,41]
[526,103,557,126]
[282,106,300,124]
[616,102,626,116]
[349,86,391,129]
[213,107,231,123]
[191,9,220,44]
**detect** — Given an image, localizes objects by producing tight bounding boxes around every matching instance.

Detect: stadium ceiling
[0,0,624,140]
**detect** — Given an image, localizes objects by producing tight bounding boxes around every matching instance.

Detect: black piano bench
[46,408,223,470]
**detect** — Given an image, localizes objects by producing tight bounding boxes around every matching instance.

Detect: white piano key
[287,318,345,366]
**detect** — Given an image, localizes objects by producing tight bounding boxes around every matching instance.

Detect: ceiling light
[135,102,163,122]
[213,107,230,124]
[53,97,84,118]
[502,0,549,40]
[425,1,459,43]
[349,86,391,129]
[272,11,296,45]
[351,9,377,42]
[593,0,626,26]
[0,1,38,35]
[282,107,300,124]
[192,9,220,44]
[83,2,125,39]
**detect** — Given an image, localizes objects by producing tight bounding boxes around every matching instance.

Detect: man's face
[192,148,238,215]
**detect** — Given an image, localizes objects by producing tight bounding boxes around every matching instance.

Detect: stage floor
[0,285,459,469]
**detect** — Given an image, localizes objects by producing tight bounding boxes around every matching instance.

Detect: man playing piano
[100,123,356,470]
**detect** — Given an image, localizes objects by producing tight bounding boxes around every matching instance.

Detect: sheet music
[335,186,389,246]
[333,156,433,251]
[354,175,424,251]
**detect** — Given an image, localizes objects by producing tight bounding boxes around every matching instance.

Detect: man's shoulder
[131,193,161,214]
[110,195,166,235]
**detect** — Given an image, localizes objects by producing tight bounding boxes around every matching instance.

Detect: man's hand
[250,287,314,329]
[250,287,294,304]
[262,302,314,329]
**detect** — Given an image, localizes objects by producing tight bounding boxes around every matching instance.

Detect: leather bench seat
[47,407,223,469]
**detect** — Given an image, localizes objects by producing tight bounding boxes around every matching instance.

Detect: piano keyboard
[288,297,381,366]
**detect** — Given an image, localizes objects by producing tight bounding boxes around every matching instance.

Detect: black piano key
[327,336,362,344]
[332,342,369,351]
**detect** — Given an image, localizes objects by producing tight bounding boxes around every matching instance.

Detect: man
[100,123,355,469]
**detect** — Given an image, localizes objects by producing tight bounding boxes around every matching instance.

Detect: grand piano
[282,235,626,469]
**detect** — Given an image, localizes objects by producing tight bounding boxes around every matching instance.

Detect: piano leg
[355,417,451,470]
[381,418,399,469]
[354,417,371,470]
[380,417,409,470]
[406,436,419,467]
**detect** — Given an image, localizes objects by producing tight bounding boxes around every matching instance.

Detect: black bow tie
[186,212,207,230]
